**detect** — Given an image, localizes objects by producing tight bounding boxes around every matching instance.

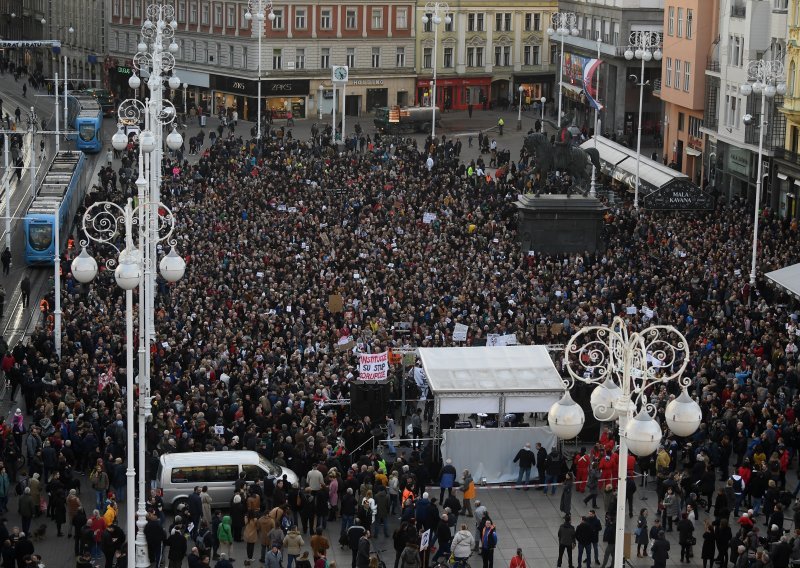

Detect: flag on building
[582,58,604,111]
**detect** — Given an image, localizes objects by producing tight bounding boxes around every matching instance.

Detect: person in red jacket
[574,448,590,493]
[599,453,615,490]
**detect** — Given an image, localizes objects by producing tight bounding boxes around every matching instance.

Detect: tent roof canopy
[418,346,563,394]
[580,135,689,193]
[766,262,800,300]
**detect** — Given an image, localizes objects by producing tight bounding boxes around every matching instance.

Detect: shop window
[346,47,355,68]
[396,47,405,67]
[273,48,282,70]
[320,9,331,30]
[272,9,283,29]
[396,8,408,29]
[321,47,330,69]
[371,47,381,68]
[346,8,357,30]
[372,8,382,29]
[296,48,305,69]
[443,47,453,68]
[295,9,306,29]
[423,47,432,69]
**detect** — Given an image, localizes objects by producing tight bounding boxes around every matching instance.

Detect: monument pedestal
[515,194,607,255]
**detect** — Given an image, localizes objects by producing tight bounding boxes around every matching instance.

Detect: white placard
[626,306,637,315]
[453,323,468,342]
[423,212,437,224]
[358,351,389,381]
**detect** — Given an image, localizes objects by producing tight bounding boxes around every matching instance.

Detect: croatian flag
[583,58,604,111]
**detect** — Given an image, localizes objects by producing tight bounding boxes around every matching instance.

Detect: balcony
[731,5,746,17]
[706,58,720,73]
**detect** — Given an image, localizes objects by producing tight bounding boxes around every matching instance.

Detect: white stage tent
[765,262,800,300]
[418,346,563,482]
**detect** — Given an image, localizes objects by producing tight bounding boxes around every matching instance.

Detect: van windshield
[259,456,281,477]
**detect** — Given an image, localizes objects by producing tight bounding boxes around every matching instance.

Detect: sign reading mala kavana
[642,179,714,211]
[358,352,389,381]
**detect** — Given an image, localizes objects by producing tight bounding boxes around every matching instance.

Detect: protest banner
[358,351,389,381]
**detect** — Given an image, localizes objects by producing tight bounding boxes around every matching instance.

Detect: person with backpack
[480,519,497,568]
[217,515,234,560]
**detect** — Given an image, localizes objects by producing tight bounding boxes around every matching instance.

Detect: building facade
[658,0,718,183]
[47,0,109,85]
[554,0,664,139]
[413,0,557,112]
[109,0,417,120]
[0,0,49,71]
[701,0,787,205]
[774,0,800,218]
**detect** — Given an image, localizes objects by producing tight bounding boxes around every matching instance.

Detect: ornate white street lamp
[548,316,701,568]
[740,59,786,286]
[624,30,662,209]
[547,13,579,133]
[422,1,452,139]
[245,0,275,139]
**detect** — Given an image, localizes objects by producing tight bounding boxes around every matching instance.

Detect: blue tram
[24,151,88,265]
[66,93,103,153]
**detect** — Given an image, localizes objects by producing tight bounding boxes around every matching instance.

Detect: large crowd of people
[0,116,797,568]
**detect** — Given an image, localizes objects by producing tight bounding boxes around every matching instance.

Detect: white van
[156,451,299,512]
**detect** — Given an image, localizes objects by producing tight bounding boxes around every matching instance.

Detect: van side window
[243,465,263,482]
[171,465,239,483]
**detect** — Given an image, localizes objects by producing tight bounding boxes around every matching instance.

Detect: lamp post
[590,35,602,198]
[740,59,786,287]
[517,85,524,131]
[548,316,702,568]
[540,96,546,132]
[103,5,185,568]
[245,0,275,139]
[318,85,324,120]
[422,1,451,140]
[59,26,75,139]
[624,30,662,209]
[547,13,579,133]
[182,82,188,116]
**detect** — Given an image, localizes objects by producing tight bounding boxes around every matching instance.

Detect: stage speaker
[350,382,390,422]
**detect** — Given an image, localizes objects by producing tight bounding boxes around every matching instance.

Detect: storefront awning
[766,262,800,300]
[560,81,583,96]
[686,147,702,156]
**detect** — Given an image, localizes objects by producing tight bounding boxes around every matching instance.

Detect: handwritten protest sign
[358,352,389,381]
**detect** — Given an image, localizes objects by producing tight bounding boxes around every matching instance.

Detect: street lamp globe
[143,19,153,29]
[624,49,634,61]
[753,81,764,95]
[635,48,644,59]
[267,11,276,21]
[159,248,186,282]
[115,254,141,290]
[128,72,141,89]
[665,388,702,437]
[244,10,252,20]
[547,391,585,440]
[170,19,178,30]
[256,11,265,20]
[168,75,181,90]
[590,379,621,421]
[777,83,788,96]
[112,128,128,151]
[540,96,546,104]
[642,50,653,62]
[740,83,753,96]
[166,127,183,150]
[444,15,452,25]
[137,42,147,54]
[139,130,157,153]
[70,248,98,283]
[169,42,179,53]
[40,18,46,24]
[764,84,778,98]
[546,27,555,36]
[68,26,74,34]
[182,82,188,90]
[653,49,663,61]
[571,28,579,36]
[622,409,663,456]
[433,15,442,24]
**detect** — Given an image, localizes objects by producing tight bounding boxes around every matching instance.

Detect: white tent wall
[439,426,557,484]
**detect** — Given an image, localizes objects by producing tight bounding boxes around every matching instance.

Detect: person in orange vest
[39,298,50,314]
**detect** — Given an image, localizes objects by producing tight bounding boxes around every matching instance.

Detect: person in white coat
[451,524,475,566]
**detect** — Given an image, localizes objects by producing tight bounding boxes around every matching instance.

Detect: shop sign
[212,75,310,97]
[351,79,385,86]
[117,66,132,75]
[643,179,713,210]
[264,80,310,95]
[728,146,750,177]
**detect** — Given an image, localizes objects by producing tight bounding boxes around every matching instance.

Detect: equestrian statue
[523,115,601,198]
